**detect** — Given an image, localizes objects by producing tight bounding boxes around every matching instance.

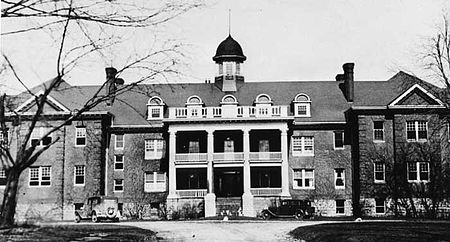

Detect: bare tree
[0,0,203,227]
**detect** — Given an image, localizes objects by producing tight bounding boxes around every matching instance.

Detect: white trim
[375,198,386,214]
[373,121,385,142]
[147,96,164,106]
[407,162,430,183]
[114,154,124,171]
[114,179,124,192]
[220,94,238,105]
[74,165,85,186]
[388,84,446,107]
[29,166,51,187]
[292,136,314,156]
[255,93,272,104]
[406,121,428,142]
[115,134,124,150]
[333,131,345,150]
[14,91,70,113]
[75,127,86,147]
[292,168,315,189]
[186,95,203,106]
[334,168,345,189]
[373,162,386,183]
[293,93,311,102]
[144,172,167,192]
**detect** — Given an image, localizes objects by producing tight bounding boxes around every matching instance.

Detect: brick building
[1,34,449,221]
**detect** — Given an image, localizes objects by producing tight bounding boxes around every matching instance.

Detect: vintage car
[74,196,120,223]
[261,199,315,220]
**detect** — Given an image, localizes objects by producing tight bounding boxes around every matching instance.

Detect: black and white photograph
[1,0,450,241]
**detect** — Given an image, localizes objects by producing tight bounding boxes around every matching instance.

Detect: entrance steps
[216,197,242,216]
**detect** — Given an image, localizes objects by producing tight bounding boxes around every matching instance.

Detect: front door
[214,167,243,197]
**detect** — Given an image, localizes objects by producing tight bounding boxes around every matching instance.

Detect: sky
[1,0,449,94]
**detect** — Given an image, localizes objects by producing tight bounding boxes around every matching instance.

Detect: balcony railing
[249,152,282,161]
[250,188,282,196]
[176,189,207,198]
[213,152,244,162]
[168,105,288,119]
[175,153,208,163]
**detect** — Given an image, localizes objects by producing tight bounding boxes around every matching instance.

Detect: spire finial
[228,9,231,36]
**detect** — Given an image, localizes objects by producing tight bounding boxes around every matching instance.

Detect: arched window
[186,95,203,106]
[147,96,164,120]
[293,93,311,117]
[221,95,238,105]
[255,94,272,105]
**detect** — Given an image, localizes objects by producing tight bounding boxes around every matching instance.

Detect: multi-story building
[1,34,448,221]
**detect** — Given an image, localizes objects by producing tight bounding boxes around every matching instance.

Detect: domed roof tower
[213,34,246,92]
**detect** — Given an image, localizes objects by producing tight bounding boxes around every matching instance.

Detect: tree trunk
[0,167,21,227]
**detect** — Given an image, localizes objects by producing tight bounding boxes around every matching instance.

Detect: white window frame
[406,121,428,142]
[293,93,311,117]
[144,172,166,192]
[75,127,86,147]
[0,169,6,186]
[373,121,385,142]
[31,127,52,146]
[255,94,273,106]
[29,166,51,187]
[114,179,124,192]
[373,162,385,183]
[407,162,430,182]
[115,134,124,149]
[335,199,345,214]
[334,168,345,189]
[293,169,315,189]
[375,198,385,214]
[147,96,164,120]
[292,136,314,156]
[114,155,124,170]
[333,131,344,150]
[145,139,164,160]
[74,165,85,186]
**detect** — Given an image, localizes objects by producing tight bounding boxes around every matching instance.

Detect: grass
[0,224,156,241]
[289,221,450,242]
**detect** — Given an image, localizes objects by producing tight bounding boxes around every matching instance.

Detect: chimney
[105,67,117,106]
[336,63,354,102]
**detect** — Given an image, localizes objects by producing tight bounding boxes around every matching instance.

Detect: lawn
[290,221,450,242]
[0,224,157,241]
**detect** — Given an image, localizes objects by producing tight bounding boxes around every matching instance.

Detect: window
[29,166,51,186]
[74,165,85,185]
[115,134,124,149]
[186,95,203,106]
[336,200,345,214]
[258,140,270,152]
[189,140,200,153]
[225,62,233,75]
[0,169,6,186]
[75,127,86,146]
[224,139,234,153]
[334,131,344,149]
[406,121,427,142]
[74,203,84,210]
[374,162,385,183]
[114,179,123,192]
[294,93,311,117]
[407,162,429,182]
[114,155,124,170]
[147,96,164,119]
[145,139,164,159]
[144,172,166,192]
[375,198,385,214]
[373,121,384,141]
[334,168,345,189]
[293,169,314,189]
[0,129,7,145]
[31,127,52,146]
[251,167,281,188]
[292,136,314,156]
[176,168,207,190]
[255,94,272,105]
[221,95,238,105]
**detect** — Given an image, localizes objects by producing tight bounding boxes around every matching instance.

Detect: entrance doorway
[214,167,243,197]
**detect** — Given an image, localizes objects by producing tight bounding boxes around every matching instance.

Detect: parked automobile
[75,196,120,223]
[261,199,315,220]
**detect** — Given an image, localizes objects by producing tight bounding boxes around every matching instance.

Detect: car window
[282,201,287,206]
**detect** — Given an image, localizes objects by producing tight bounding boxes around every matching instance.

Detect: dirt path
[121,220,329,241]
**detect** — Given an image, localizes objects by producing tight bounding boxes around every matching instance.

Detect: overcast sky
[2,0,449,94]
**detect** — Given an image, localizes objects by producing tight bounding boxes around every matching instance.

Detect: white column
[242,128,255,216]
[167,131,178,199]
[205,129,216,217]
[280,129,291,197]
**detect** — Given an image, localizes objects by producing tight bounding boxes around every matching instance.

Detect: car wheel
[262,211,271,220]
[75,214,81,223]
[91,212,98,223]
[295,211,304,220]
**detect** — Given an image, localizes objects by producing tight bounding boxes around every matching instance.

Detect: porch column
[167,130,178,199]
[242,128,255,216]
[205,129,216,217]
[280,129,291,197]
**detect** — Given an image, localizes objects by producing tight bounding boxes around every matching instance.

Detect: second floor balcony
[168,105,289,120]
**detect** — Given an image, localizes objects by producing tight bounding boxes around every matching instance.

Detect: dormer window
[186,95,203,106]
[221,95,238,105]
[147,96,164,120]
[255,94,272,107]
[294,93,311,117]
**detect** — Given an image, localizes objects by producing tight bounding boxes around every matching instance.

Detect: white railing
[213,152,244,162]
[249,152,282,161]
[169,105,288,119]
[250,188,282,196]
[176,189,207,198]
[175,153,208,162]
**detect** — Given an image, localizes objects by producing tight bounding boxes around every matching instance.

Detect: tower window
[225,62,233,75]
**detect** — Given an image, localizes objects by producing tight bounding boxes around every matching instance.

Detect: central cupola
[213,34,246,92]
